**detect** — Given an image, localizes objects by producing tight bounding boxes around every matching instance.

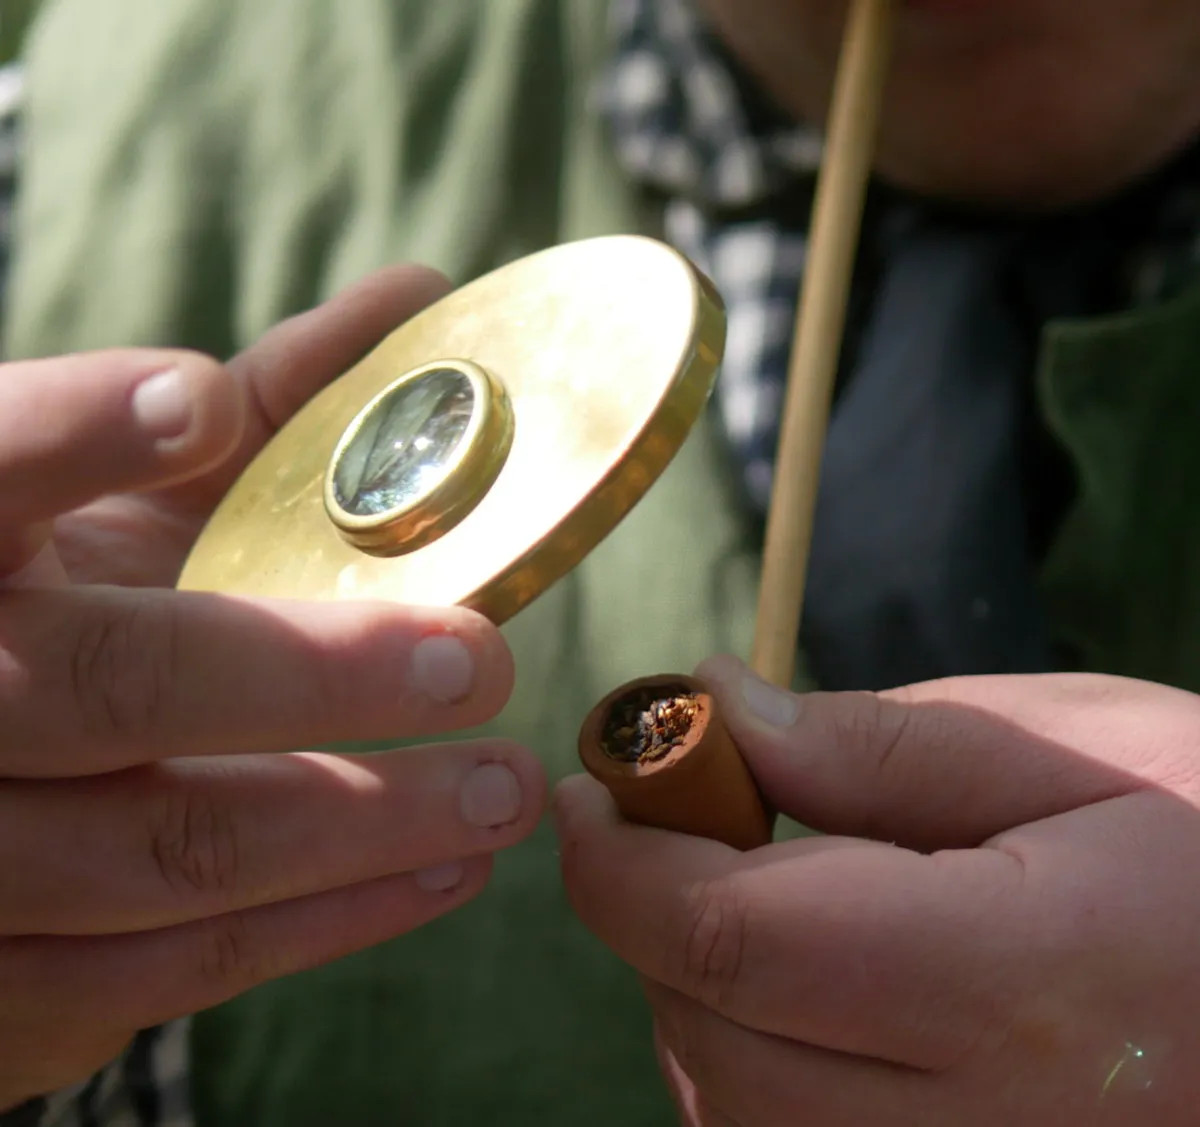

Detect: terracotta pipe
[577,674,773,851]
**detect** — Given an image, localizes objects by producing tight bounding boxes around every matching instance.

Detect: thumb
[694,656,1186,850]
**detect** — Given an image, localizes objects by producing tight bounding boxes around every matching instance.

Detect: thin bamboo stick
[750,0,894,687]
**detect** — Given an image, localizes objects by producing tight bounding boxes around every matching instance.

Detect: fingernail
[410,633,474,703]
[133,369,191,442]
[741,670,801,729]
[460,762,522,829]
[415,861,465,893]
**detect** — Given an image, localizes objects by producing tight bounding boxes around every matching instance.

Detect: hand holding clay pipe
[563,1,1200,1123]
[560,657,1200,1126]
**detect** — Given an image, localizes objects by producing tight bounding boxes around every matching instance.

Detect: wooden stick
[749,0,894,688]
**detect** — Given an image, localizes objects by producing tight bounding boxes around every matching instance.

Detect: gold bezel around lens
[322,359,513,558]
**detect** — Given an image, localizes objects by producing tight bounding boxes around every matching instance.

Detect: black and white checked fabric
[598,0,1200,515]
[598,0,826,510]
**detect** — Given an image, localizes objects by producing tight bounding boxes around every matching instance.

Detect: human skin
[557,658,1200,1125]
[696,0,1200,208]
[0,266,546,1110]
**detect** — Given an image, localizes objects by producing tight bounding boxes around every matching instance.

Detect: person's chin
[869,74,1192,215]
[811,104,1134,214]
[872,132,1152,216]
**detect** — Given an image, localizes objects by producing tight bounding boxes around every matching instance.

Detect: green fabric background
[0,0,39,64]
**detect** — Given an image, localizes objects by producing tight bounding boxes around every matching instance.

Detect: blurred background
[0,0,37,63]
[1,0,39,64]
[0,0,36,354]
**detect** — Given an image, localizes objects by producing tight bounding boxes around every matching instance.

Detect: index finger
[0,586,513,777]
[554,775,1024,1072]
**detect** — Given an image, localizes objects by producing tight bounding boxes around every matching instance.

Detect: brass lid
[178,236,726,624]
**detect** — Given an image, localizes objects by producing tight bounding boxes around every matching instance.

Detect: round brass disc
[178,235,726,624]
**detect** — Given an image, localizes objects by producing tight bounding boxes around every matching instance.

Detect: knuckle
[196,910,271,990]
[830,690,890,766]
[832,690,915,833]
[866,697,913,783]
[71,598,179,743]
[676,877,749,1010]
[148,785,243,898]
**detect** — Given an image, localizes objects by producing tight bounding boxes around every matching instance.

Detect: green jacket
[8,2,1200,1125]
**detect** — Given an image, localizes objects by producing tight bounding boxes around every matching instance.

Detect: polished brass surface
[323,360,514,557]
[178,236,726,624]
